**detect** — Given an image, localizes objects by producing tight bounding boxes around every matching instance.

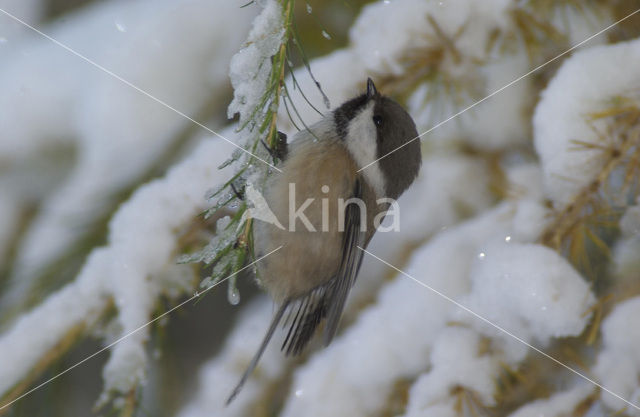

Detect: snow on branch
[0,0,252,315]
[507,384,596,417]
[594,296,640,414]
[279,0,611,153]
[534,37,640,209]
[0,133,235,407]
[535,37,640,280]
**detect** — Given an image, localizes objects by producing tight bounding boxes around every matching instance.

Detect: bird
[226,78,421,404]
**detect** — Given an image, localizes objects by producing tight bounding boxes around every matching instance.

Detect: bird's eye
[373,115,383,127]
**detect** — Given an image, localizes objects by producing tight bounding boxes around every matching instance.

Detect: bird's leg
[274,131,288,161]
[230,182,245,201]
[261,131,288,164]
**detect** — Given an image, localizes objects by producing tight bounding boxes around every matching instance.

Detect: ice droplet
[383,0,390,3]
[200,276,212,288]
[478,252,486,259]
[321,30,332,40]
[306,3,312,13]
[228,286,240,305]
[216,216,231,231]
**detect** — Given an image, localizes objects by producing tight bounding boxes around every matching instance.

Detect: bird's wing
[279,177,366,356]
[280,284,332,356]
[323,177,366,346]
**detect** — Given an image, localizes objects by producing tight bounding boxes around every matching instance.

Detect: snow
[350,0,534,151]
[508,384,595,417]
[406,154,494,236]
[410,48,535,151]
[533,37,640,208]
[404,327,500,413]
[620,204,640,237]
[463,52,532,150]
[350,0,432,76]
[457,241,595,362]
[350,0,510,76]
[1,0,253,310]
[0,248,110,396]
[99,134,236,397]
[227,0,285,122]
[275,0,614,158]
[505,162,545,201]
[594,296,640,413]
[400,239,594,416]
[0,134,235,401]
[510,199,551,242]
[549,3,611,47]
[0,0,45,44]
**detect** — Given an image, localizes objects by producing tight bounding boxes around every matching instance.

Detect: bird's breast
[253,139,379,300]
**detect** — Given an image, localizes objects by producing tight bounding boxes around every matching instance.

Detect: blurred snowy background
[0,0,640,416]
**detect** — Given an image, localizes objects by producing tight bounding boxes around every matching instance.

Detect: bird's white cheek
[345,102,386,197]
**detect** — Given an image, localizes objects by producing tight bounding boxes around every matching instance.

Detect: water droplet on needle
[228,286,240,305]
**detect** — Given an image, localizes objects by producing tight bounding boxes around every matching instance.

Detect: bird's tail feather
[225,299,290,405]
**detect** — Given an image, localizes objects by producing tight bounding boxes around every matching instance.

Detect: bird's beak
[366,77,378,98]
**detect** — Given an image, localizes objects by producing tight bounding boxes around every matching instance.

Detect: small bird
[227,78,421,404]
